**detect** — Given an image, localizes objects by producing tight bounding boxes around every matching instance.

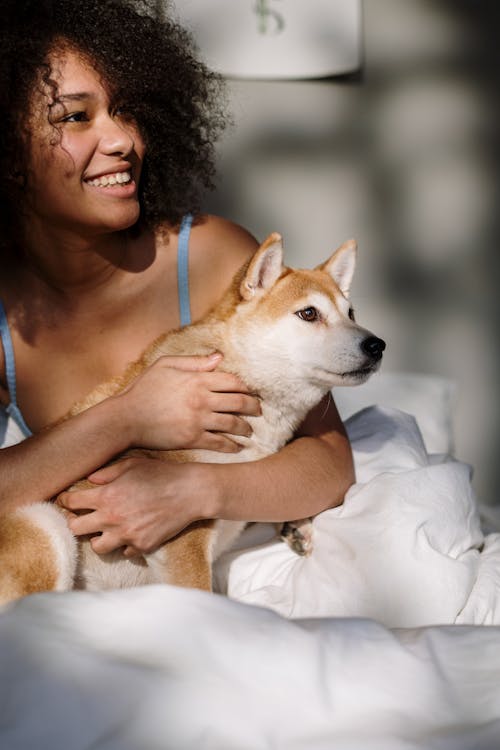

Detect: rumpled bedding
[216,406,499,627]
[1,585,500,750]
[1,403,500,749]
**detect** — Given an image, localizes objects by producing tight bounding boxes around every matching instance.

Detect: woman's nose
[99,116,135,157]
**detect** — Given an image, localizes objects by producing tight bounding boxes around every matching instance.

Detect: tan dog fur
[0,234,384,604]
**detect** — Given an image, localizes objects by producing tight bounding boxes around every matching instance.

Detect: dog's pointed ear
[240,233,284,300]
[319,239,357,297]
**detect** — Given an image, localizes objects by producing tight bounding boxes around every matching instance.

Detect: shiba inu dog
[0,233,385,602]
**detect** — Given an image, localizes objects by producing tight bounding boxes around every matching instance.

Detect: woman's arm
[0,395,138,513]
[59,394,354,556]
[210,394,354,523]
[0,353,260,513]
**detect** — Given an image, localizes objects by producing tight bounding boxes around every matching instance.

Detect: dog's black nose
[361,336,386,361]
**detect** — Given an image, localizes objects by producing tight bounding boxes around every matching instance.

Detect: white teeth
[87,171,131,188]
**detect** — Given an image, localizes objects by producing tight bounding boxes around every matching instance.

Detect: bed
[1,372,500,749]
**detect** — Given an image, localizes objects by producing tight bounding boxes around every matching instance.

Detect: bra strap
[0,300,32,437]
[177,214,193,328]
[0,299,18,405]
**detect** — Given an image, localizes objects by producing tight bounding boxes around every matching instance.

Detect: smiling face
[24,45,146,239]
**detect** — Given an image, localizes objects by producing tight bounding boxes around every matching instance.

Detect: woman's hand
[57,456,213,557]
[118,352,261,453]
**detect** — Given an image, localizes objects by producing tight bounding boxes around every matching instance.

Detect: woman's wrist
[108,385,153,450]
[88,391,137,454]
[194,462,225,522]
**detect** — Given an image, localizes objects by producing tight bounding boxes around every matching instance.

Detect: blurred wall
[202,0,500,506]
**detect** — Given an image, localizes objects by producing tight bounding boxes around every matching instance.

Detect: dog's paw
[279,518,313,557]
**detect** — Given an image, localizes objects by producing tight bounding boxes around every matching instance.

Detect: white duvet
[217,405,499,627]
[1,398,500,749]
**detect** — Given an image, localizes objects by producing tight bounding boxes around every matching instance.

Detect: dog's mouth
[311,362,379,383]
[337,361,382,382]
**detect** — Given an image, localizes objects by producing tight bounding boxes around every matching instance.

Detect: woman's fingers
[204,370,252,394]
[87,461,128,484]
[90,532,124,555]
[123,545,142,558]
[57,488,93,511]
[208,391,261,417]
[67,510,105,537]
[198,431,243,453]
[206,412,252,438]
[160,352,222,372]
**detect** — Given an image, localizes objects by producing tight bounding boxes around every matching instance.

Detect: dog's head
[233,233,385,391]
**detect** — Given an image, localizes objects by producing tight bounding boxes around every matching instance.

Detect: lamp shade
[172,0,362,79]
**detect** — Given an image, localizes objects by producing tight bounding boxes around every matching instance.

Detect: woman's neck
[23,228,128,290]
[11,222,157,305]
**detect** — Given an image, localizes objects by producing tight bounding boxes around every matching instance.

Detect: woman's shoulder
[191,214,259,262]
[187,215,260,318]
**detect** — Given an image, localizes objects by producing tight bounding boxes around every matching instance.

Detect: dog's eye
[348,307,355,321]
[296,307,320,323]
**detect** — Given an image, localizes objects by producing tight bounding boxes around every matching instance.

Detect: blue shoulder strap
[0,299,32,437]
[177,214,193,328]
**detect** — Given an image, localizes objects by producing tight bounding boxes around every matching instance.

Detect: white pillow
[334,371,456,455]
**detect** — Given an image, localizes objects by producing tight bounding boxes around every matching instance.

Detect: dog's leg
[279,518,314,557]
[0,503,77,605]
[146,521,214,591]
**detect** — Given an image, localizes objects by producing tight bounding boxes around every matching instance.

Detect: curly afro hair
[0,0,228,252]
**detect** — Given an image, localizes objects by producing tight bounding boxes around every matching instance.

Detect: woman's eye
[61,111,88,123]
[295,307,320,323]
[114,106,136,121]
[348,307,355,321]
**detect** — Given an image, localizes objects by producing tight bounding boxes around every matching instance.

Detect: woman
[0,0,354,560]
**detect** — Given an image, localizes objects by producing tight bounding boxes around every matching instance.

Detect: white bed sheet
[1,586,500,750]
[2,378,500,749]
[216,405,494,628]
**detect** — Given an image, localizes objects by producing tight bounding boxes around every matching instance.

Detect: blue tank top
[0,214,193,445]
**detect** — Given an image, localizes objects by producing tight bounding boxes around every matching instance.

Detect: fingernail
[208,351,222,361]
